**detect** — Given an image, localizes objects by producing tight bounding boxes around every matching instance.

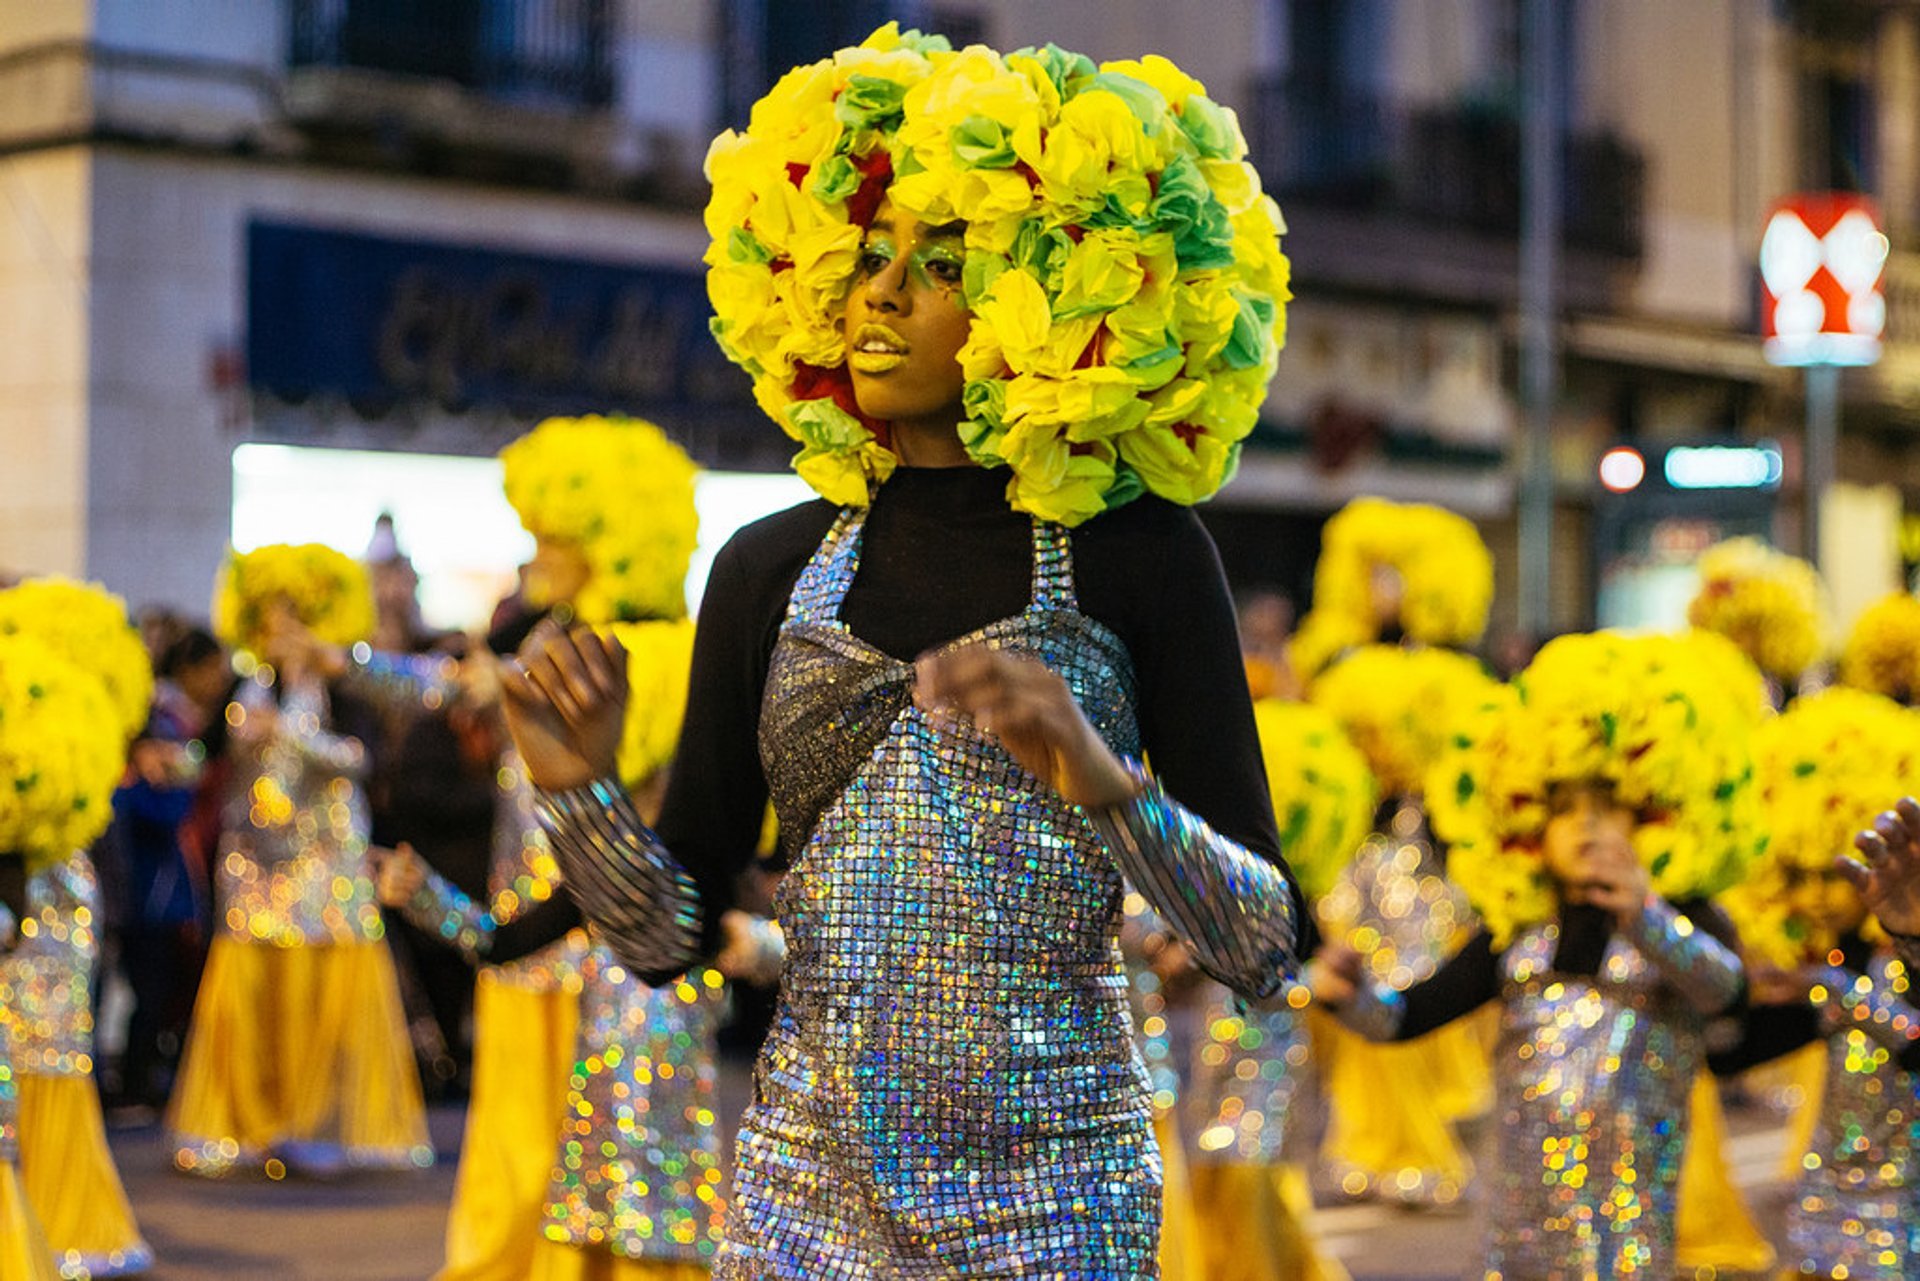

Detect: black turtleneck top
[649,465,1291,957]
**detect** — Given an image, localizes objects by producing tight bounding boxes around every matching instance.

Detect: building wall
[0,148,91,579]
[82,146,705,614]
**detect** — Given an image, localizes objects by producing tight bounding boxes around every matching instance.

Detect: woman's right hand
[1306,941,1364,1008]
[1844,797,1920,935]
[500,620,628,791]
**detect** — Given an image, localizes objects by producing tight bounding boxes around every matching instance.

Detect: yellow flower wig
[1725,687,1920,968]
[500,415,700,625]
[0,577,154,742]
[1308,497,1494,648]
[605,618,697,792]
[1433,632,1767,946]
[704,23,1291,524]
[1686,536,1829,682]
[1840,592,1920,703]
[1251,698,1377,900]
[0,634,124,868]
[212,543,375,657]
[1308,645,1501,798]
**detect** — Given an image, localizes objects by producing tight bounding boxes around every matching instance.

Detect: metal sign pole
[1804,363,1839,568]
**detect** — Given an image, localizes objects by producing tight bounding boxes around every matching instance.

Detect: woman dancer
[507,25,1302,1273]
[168,543,433,1175]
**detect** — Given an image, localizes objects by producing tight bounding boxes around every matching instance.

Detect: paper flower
[704,24,1290,525]
[1686,536,1829,682]
[213,543,375,657]
[0,577,153,742]
[1308,645,1501,798]
[1251,698,1377,900]
[500,415,701,624]
[1432,632,1767,947]
[1725,687,1920,968]
[0,634,124,868]
[1839,592,1920,703]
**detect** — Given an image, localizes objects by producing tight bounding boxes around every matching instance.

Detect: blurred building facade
[1,0,1917,632]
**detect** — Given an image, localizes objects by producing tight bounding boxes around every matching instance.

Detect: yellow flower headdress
[1433,632,1767,947]
[1724,687,1920,968]
[1686,536,1829,682]
[212,543,375,657]
[0,577,154,742]
[705,24,1291,525]
[1840,592,1920,704]
[1305,498,1494,649]
[1251,699,1377,901]
[605,618,697,792]
[0,634,125,868]
[1308,645,1501,798]
[500,416,701,625]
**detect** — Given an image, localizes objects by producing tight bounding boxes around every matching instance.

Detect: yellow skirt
[0,1160,58,1281]
[526,1241,708,1280]
[16,1074,150,1277]
[1673,1070,1775,1274]
[1154,1112,1205,1281]
[1189,1164,1352,1281]
[436,975,581,1281]
[1312,1011,1473,1205]
[1740,1041,1827,1183]
[168,936,433,1174]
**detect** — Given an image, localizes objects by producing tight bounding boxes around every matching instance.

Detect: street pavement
[107,1077,1802,1279]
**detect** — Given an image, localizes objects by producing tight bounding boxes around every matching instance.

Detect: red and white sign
[1759,193,1888,367]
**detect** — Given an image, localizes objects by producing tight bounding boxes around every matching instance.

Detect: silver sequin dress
[541,509,1300,1278]
[1783,956,1920,1277]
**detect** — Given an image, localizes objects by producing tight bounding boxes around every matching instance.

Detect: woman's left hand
[914,645,1138,809]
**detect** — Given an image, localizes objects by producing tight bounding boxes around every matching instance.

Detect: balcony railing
[1245,78,1644,259]
[290,0,613,111]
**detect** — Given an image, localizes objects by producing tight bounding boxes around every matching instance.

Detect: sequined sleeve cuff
[337,646,459,715]
[1619,895,1744,1016]
[536,776,701,977]
[1811,963,1920,1057]
[398,865,495,966]
[1335,983,1406,1041]
[1087,757,1299,1002]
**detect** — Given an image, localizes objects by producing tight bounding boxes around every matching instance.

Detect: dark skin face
[841,200,973,467]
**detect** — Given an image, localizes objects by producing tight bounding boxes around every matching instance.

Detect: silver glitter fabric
[1477,918,1733,1275]
[1783,955,1920,1277]
[540,780,701,977]
[1344,904,1740,1276]
[216,674,383,946]
[542,943,728,1262]
[1186,984,1315,1167]
[5,853,101,1077]
[0,904,14,1163]
[1317,799,1471,993]
[720,509,1289,1277]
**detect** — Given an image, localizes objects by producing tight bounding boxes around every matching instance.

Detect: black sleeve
[1392,930,1502,1040]
[485,892,586,965]
[648,531,790,965]
[1098,506,1310,943]
[1707,1002,1822,1076]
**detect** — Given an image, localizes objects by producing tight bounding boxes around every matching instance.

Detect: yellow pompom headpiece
[604,619,697,793]
[0,634,125,868]
[1725,687,1920,968]
[1432,632,1767,947]
[704,24,1291,525]
[1308,645,1501,798]
[1686,536,1829,682]
[500,416,701,625]
[1304,498,1494,651]
[1251,699,1376,900]
[1840,592,1920,703]
[0,577,154,742]
[212,543,375,658]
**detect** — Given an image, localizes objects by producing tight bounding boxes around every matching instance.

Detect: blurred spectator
[106,626,233,1110]
[1237,588,1302,701]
